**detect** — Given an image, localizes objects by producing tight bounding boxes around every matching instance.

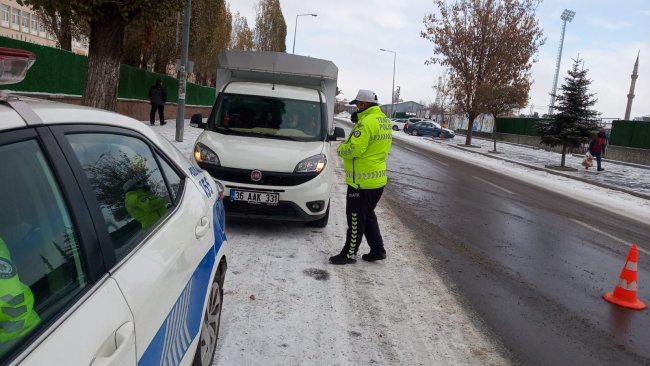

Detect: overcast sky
[231,0,649,119]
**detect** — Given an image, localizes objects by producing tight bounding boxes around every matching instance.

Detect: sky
[230,0,650,119]
[154,116,649,363]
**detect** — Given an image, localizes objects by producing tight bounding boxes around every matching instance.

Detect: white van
[191,51,345,227]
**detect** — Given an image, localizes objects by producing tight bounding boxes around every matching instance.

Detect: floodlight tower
[548,9,575,116]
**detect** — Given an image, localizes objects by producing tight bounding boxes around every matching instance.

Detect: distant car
[0,48,228,366]
[390,118,407,131]
[402,117,429,132]
[404,120,456,138]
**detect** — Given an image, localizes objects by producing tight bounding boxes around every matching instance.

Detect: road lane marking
[569,219,650,256]
[473,176,514,194]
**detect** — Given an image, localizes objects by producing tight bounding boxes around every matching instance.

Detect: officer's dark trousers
[150,104,165,125]
[341,186,385,258]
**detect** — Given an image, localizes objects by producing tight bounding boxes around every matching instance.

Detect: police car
[0,48,228,366]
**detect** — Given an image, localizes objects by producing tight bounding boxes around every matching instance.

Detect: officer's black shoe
[329,253,356,265]
[361,251,386,262]
[161,121,167,125]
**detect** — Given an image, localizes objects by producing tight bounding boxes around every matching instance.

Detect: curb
[445,142,650,201]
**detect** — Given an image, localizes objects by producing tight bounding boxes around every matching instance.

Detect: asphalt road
[343,122,650,365]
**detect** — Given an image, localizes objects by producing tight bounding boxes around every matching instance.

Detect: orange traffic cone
[603,244,646,310]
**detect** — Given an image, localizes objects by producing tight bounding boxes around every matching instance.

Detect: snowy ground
[146,117,649,365]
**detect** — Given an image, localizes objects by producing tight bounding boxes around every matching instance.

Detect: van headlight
[194,142,221,166]
[294,154,327,173]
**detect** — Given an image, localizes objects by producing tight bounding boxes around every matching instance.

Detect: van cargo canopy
[217,51,338,87]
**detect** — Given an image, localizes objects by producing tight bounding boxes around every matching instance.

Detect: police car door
[55,127,219,366]
[1,129,136,366]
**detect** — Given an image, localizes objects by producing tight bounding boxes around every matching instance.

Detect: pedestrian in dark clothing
[149,79,167,126]
[589,129,607,171]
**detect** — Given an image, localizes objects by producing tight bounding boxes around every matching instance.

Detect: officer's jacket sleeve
[337,122,370,159]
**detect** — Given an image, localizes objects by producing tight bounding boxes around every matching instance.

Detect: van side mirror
[190,113,206,129]
[330,127,345,141]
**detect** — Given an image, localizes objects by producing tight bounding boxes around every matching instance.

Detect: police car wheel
[392,125,398,131]
[193,266,224,366]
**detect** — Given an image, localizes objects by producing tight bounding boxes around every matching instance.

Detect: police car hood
[199,132,326,172]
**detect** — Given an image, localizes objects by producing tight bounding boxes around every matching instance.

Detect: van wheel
[308,202,329,228]
[392,125,398,131]
[193,266,224,366]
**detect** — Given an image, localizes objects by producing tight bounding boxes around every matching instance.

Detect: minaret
[624,52,640,120]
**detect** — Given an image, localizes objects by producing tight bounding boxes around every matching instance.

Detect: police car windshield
[212,93,324,142]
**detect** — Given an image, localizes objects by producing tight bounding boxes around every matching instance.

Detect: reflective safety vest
[125,188,168,230]
[0,237,40,342]
[337,106,393,189]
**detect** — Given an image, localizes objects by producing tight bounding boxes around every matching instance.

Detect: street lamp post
[380,48,396,118]
[292,13,317,54]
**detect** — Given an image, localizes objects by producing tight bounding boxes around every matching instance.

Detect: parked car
[390,118,407,131]
[404,120,456,138]
[402,117,429,132]
[0,48,228,366]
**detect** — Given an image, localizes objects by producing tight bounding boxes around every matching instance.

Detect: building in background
[380,101,425,118]
[0,0,87,55]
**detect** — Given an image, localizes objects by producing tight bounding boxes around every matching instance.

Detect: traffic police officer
[330,89,393,265]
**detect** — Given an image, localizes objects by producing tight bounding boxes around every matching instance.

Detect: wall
[36,94,212,121]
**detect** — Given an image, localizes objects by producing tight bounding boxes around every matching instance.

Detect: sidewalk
[416,133,650,200]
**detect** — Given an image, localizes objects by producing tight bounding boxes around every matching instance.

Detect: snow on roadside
[147,120,512,365]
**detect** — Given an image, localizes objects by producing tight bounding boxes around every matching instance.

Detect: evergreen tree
[536,57,600,167]
[253,0,286,52]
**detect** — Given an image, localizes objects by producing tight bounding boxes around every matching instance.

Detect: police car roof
[0,94,162,141]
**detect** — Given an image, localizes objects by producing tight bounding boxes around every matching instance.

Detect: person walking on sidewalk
[589,129,607,171]
[148,79,167,126]
[329,89,393,265]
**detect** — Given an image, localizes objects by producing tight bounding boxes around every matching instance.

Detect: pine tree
[536,57,600,167]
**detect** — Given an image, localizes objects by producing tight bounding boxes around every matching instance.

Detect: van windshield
[211,93,323,142]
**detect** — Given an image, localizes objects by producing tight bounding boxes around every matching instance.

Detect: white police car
[0,48,228,366]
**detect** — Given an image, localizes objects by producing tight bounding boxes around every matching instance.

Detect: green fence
[610,120,650,149]
[495,117,539,136]
[0,36,216,106]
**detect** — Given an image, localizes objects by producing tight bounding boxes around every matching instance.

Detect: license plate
[230,190,279,205]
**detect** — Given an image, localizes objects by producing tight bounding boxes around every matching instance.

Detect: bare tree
[231,11,255,51]
[477,81,529,152]
[253,0,286,52]
[421,0,544,146]
[433,71,453,122]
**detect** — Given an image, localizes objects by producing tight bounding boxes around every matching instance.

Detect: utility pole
[549,9,575,116]
[175,0,191,142]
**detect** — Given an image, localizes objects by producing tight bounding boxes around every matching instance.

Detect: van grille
[199,164,318,186]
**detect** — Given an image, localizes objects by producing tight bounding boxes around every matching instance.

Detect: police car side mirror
[190,113,206,129]
[329,127,345,141]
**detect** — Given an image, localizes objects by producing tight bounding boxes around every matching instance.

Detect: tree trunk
[561,144,567,167]
[465,112,476,146]
[492,113,497,152]
[58,13,72,51]
[81,17,127,111]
